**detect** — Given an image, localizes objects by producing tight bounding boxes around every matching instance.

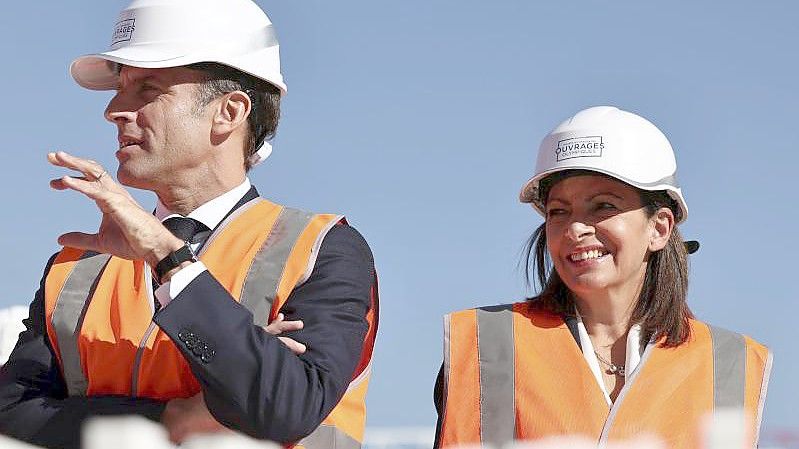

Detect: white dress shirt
[152,178,252,309]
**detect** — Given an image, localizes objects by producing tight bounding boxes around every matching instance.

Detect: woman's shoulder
[685,318,770,354]
[446,299,564,321]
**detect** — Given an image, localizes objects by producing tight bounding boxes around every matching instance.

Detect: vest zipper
[597,342,655,446]
[131,267,159,397]
[131,321,159,397]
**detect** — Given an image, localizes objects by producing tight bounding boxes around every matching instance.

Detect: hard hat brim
[519,167,689,224]
[70,45,287,94]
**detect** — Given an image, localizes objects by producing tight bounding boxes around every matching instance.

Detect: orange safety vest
[438,302,772,449]
[43,198,377,449]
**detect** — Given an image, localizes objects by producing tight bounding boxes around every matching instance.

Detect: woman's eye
[546,208,566,217]
[596,202,617,211]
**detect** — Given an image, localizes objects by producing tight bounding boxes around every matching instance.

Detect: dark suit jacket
[0,189,377,449]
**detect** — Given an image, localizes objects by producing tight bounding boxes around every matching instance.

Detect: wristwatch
[154,243,198,282]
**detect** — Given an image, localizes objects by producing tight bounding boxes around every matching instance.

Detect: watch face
[188,244,199,261]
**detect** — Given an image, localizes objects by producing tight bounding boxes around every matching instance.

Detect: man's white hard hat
[70,0,286,93]
[520,106,689,224]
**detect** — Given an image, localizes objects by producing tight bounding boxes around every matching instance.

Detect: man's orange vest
[43,198,377,449]
[438,302,771,449]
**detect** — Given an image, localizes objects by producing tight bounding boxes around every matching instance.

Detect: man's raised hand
[48,151,183,267]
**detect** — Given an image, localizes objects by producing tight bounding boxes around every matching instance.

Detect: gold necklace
[594,351,625,376]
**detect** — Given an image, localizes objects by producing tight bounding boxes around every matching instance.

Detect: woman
[434,106,771,449]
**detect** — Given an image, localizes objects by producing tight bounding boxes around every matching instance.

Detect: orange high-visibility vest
[438,302,771,449]
[43,198,377,449]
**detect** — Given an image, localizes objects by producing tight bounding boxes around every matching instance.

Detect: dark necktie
[162,217,209,243]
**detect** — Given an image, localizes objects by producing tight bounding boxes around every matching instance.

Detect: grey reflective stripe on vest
[239,207,314,325]
[298,424,361,449]
[240,210,360,448]
[709,325,747,408]
[476,304,516,446]
[51,251,112,396]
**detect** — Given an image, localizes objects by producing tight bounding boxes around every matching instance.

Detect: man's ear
[649,207,675,252]
[210,91,251,138]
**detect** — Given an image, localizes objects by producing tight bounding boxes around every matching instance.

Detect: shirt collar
[573,308,646,359]
[155,178,252,230]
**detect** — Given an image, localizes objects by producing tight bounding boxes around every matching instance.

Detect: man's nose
[104,94,136,124]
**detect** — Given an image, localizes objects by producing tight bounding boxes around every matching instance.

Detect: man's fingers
[50,175,106,200]
[278,337,307,355]
[58,232,100,251]
[50,175,104,193]
[49,178,71,190]
[48,152,138,209]
[48,151,92,174]
[52,176,132,213]
[48,151,108,181]
[48,151,125,197]
[277,320,304,332]
[263,316,304,335]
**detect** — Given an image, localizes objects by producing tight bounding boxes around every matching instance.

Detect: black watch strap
[155,244,198,281]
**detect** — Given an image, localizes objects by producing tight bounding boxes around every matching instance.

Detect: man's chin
[116,167,153,191]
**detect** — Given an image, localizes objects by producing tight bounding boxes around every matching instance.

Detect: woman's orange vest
[43,199,377,449]
[438,302,772,449]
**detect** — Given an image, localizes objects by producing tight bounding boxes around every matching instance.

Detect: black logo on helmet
[111,19,136,46]
[556,136,604,161]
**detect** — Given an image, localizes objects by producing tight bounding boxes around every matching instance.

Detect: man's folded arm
[154,223,374,443]
[0,254,165,449]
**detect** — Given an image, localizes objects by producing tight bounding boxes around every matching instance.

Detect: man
[0,1,378,448]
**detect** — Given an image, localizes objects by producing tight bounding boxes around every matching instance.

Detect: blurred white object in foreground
[507,435,666,449]
[0,306,27,365]
[0,433,44,448]
[183,432,280,449]
[702,407,750,449]
[84,416,280,449]
[84,416,173,449]
[0,418,785,449]
[364,426,436,448]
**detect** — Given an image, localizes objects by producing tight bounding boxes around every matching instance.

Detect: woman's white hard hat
[69,0,286,167]
[520,106,689,224]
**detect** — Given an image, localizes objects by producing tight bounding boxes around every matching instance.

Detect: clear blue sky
[1,0,796,434]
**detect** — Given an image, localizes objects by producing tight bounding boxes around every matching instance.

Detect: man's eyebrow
[119,74,162,90]
[138,75,159,84]
[546,197,568,206]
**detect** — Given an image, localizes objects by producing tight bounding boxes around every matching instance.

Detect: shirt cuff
[154,261,208,308]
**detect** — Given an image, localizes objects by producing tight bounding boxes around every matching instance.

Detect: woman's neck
[573,289,636,343]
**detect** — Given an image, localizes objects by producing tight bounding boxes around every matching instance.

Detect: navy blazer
[0,191,377,449]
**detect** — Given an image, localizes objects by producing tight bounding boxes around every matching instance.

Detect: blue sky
[0,0,796,434]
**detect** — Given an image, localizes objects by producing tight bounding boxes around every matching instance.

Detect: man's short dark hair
[187,62,281,171]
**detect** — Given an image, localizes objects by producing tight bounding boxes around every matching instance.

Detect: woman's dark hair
[523,170,692,347]
[187,62,281,171]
